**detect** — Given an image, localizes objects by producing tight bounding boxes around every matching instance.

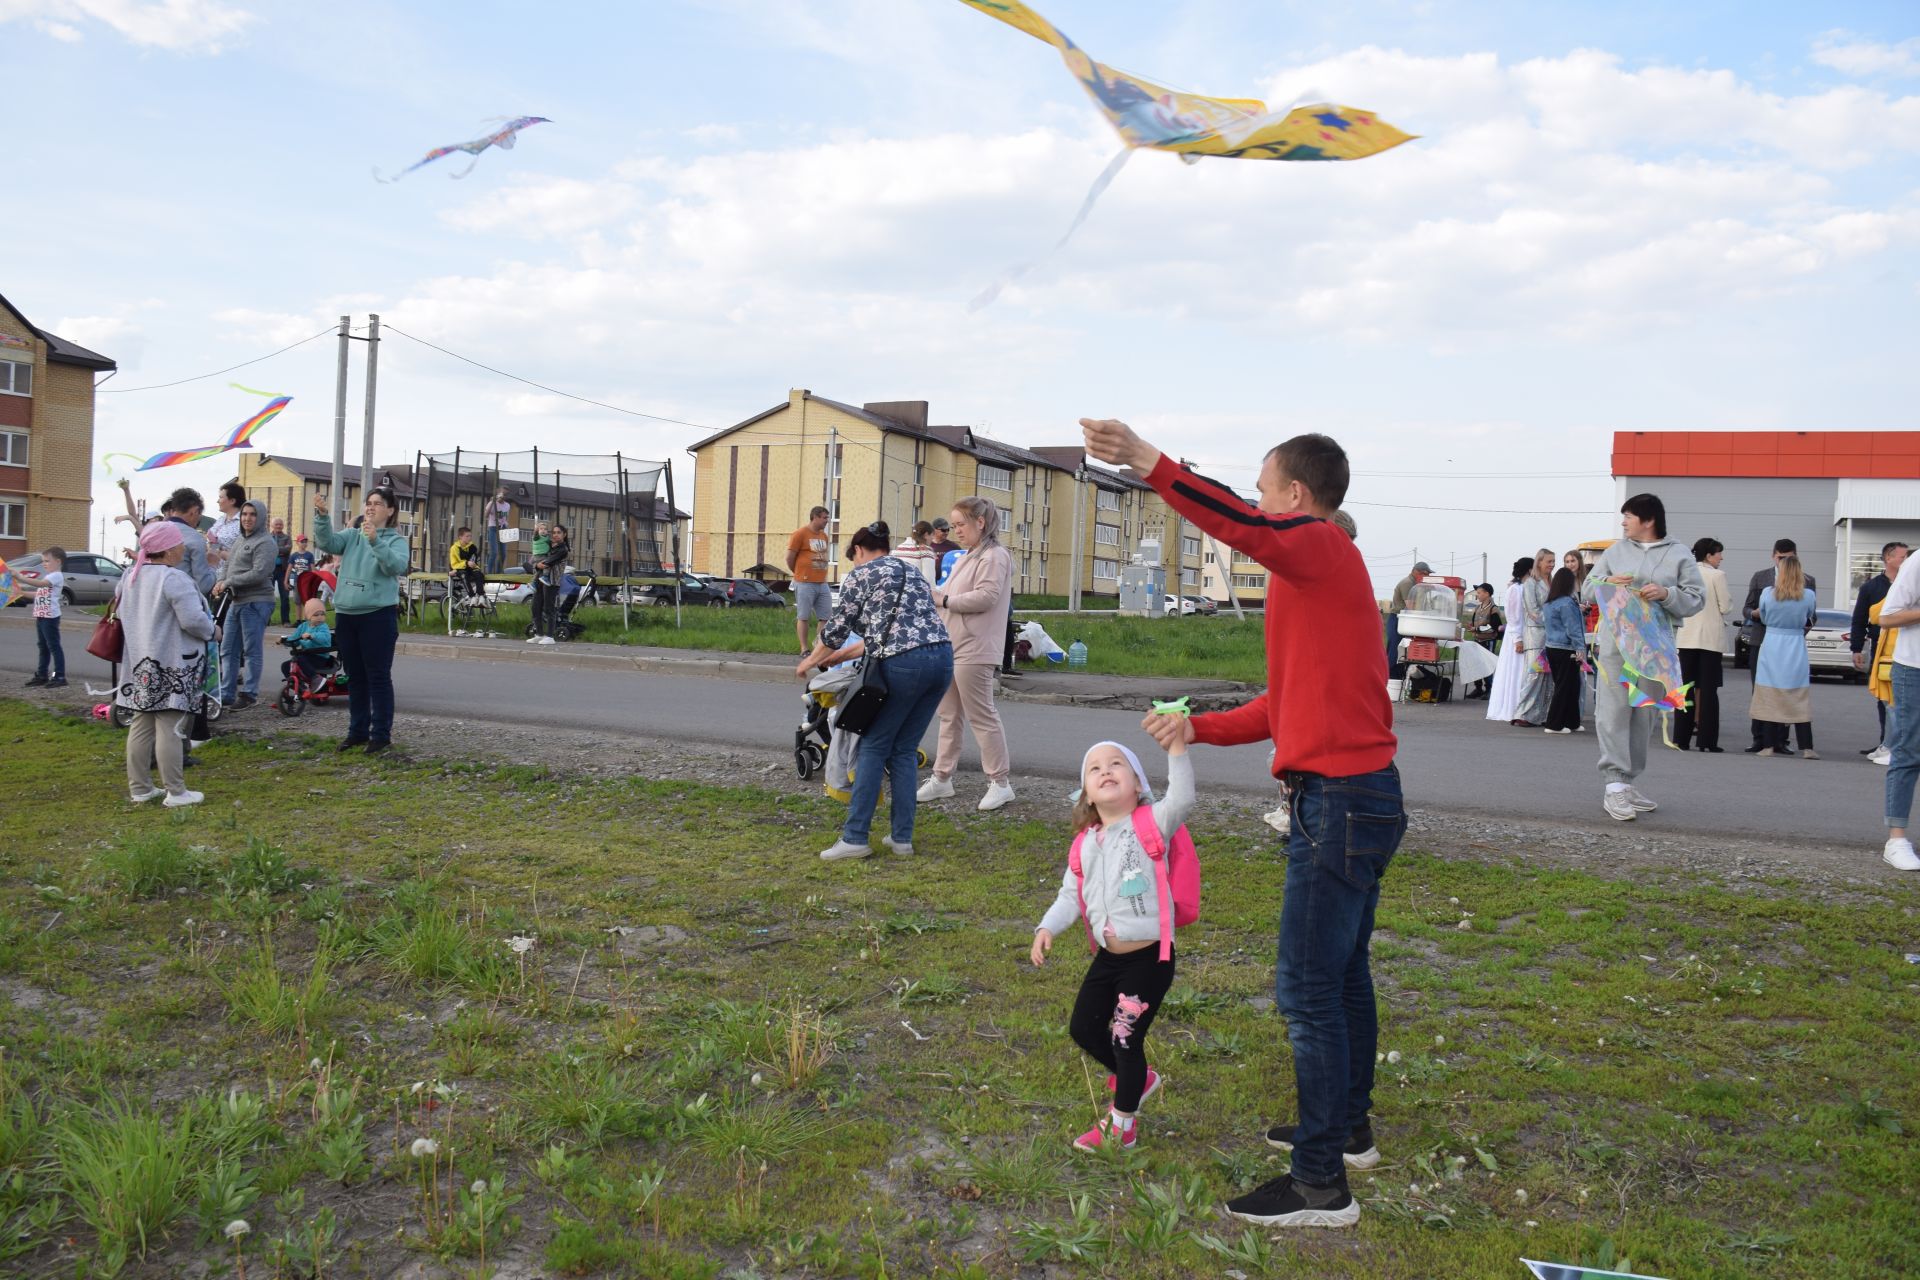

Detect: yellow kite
[958,0,1413,163]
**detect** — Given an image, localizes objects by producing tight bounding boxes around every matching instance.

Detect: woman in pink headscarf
[116,520,216,807]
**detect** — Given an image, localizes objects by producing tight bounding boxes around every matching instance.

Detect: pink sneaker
[1072,1115,1137,1153]
[1104,1068,1162,1106]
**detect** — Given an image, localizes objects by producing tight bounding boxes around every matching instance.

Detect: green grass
[398,596,1274,681]
[1,696,1916,1278]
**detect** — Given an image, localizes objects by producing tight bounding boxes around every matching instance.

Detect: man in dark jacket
[1742,539,1816,753]
[1852,541,1910,753]
[270,516,294,625]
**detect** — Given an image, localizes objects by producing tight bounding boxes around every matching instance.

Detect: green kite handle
[1151,696,1192,717]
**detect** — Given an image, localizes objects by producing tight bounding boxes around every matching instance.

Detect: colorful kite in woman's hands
[102,385,290,473]
[1593,579,1691,712]
[957,0,1412,306]
[376,116,550,183]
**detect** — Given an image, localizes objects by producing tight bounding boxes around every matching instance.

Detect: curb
[391,639,800,687]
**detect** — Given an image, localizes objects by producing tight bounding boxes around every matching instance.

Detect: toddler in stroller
[794,635,927,801]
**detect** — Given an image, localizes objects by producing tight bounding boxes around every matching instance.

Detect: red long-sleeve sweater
[1144,454,1397,778]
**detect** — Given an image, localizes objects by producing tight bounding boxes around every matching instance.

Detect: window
[1093,558,1118,581]
[977,465,1013,492]
[1232,572,1267,589]
[0,361,30,397]
[1094,524,1119,547]
[1182,568,1198,587]
[0,431,25,465]
[0,501,23,538]
[1182,536,1200,558]
[998,505,1013,533]
[1095,488,1120,512]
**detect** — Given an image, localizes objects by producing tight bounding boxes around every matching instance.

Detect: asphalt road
[1,622,1888,848]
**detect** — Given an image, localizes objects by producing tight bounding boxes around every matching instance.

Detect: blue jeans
[220,599,273,700]
[1885,665,1920,828]
[485,527,504,575]
[34,616,64,679]
[843,642,952,845]
[1277,765,1406,1184]
[336,607,399,744]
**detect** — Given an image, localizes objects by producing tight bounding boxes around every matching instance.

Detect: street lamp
[882,478,914,531]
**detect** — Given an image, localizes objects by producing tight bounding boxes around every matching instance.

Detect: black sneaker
[1223,1172,1359,1227]
[338,737,369,752]
[365,741,393,755]
[235,693,257,709]
[24,675,47,687]
[1264,1121,1380,1169]
[46,677,67,688]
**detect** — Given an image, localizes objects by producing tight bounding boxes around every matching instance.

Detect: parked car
[628,574,732,608]
[1807,609,1864,681]
[1182,594,1219,616]
[1161,594,1196,616]
[3,551,123,606]
[723,578,788,607]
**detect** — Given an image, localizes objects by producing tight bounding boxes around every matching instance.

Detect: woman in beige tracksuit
[919,496,1017,811]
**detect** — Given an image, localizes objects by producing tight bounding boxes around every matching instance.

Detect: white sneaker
[881,835,915,856]
[538,636,556,645]
[1602,790,1636,822]
[163,790,205,809]
[818,839,872,862]
[526,636,539,644]
[978,782,1016,811]
[1626,788,1659,812]
[1885,838,1920,871]
[916,776,956,802]
[1263,805,1291,835]
[1870,747,1891,765]
[129,787,163,804]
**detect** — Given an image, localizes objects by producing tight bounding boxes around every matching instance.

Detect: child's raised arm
[1150,751,1195,845]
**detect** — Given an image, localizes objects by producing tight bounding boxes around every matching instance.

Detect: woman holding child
[798,521,952,862]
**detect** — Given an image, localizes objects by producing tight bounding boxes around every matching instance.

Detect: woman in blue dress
[1753,554,1818,758]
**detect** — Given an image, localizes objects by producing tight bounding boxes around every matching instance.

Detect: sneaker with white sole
[818,839,872,862]
[916,776,956,802]
[1626,787,1659,812]
[162,790,205,809]
[1884,838,1920,871]
[525,636,539,643]
[1223,1172,1359,1227]
[1264,805,1291,835]
[129,787,164,804]
[978,781,1016,811]
[538,635,556,645]
[1264,1121,1380,1170]
[1603,790,1637,821]
[881,835,914,856]
[1870,747,1891,765]
[1072,1115,1136,1153]
[1104,1068,1162,1107]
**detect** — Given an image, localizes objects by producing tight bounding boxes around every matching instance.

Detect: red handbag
[87,596,125,663]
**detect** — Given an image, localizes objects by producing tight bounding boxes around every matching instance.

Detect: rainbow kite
[1594,579,1690,712]
[104,384,289,473]
[0,556,28,607]
[376,116,550,182]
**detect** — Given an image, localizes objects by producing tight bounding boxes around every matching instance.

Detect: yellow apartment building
[687,390,1210,600]
[0,291,116,561]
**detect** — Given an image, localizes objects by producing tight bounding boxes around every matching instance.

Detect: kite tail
[969,147,1133,311]
[450,155,481,179]
[101,453,147,476]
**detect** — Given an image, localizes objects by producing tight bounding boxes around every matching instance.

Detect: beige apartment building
[686,390,1212,599]
[0,292,116,561]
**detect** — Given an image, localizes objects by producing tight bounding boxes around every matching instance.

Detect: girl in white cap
[1032,734,1194,1152]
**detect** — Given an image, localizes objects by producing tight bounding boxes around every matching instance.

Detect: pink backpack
[1068,806,1201,962]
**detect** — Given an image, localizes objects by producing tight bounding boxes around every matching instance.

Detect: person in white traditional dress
[1509,548,1556,726]
[1486,557,1534,723]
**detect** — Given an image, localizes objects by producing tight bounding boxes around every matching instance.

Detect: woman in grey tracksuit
[1582,494,1704,821]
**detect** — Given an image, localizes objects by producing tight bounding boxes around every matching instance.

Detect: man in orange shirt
[786,506,833,655]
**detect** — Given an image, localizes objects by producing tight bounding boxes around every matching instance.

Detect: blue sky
[3,0,1916,589]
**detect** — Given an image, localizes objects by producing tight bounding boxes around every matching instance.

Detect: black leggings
[1068,945,1176,1112]
[532,581,556,636]
[1762,721,1814,752]
[1545,646,1583,731]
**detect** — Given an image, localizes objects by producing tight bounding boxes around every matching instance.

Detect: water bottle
[1067,638,1088,670]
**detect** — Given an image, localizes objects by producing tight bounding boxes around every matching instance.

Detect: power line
[382,325,715,431]
[97,326,338,393]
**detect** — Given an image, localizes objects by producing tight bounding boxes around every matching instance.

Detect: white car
[1807,608,1864,680]
[1161,594,1196,616]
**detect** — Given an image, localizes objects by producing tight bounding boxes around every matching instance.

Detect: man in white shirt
[1873,548,1920,871]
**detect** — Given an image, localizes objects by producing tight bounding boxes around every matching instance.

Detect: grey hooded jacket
[1581,535,1705,657]
[218,499,277,604]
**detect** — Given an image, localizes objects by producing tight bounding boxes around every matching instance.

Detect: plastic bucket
[1386,678,1405,702]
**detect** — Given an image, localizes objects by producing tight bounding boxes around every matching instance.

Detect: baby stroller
[274,636,347,716]
[795,653,928,800]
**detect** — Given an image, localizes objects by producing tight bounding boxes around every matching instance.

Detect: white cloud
[1813,31,1920,79]
[0,0,252,51]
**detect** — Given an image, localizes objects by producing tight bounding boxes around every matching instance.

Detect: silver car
[1807,608,1864,681]
[4,551,124,607]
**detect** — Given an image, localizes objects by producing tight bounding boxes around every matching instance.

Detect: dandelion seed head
[1386,1050,1402,1065]
[1514,1188,1528,1203]
[411,1137,440,1158]
[1433,1035,1445,1047]
[471,1179,487,1196]
[224,1219,251,1239]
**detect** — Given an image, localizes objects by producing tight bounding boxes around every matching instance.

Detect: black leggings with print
[1068,944,1176,1113]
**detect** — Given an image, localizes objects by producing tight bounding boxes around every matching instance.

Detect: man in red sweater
[1084,417,1403,1230]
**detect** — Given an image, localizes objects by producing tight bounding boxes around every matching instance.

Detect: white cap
[1077,740,1154,804]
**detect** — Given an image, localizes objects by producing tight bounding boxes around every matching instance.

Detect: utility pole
[360,314,380,504]
[330,315,349,522]
[825,425,838,575]
[1212,534,1246,620]
[1067,463,1086,612]
[1481,552,1487,584]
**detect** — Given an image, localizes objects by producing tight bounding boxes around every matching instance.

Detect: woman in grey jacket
[1583,494,1705,822]
[214,498,276,708]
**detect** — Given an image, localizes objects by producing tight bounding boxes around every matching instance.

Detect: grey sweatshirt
[1581,536,1705,658]
[1038,753,1195,947]
[218,500,277,604]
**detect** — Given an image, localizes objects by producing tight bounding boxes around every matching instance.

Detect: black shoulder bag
[834,563,909,736]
